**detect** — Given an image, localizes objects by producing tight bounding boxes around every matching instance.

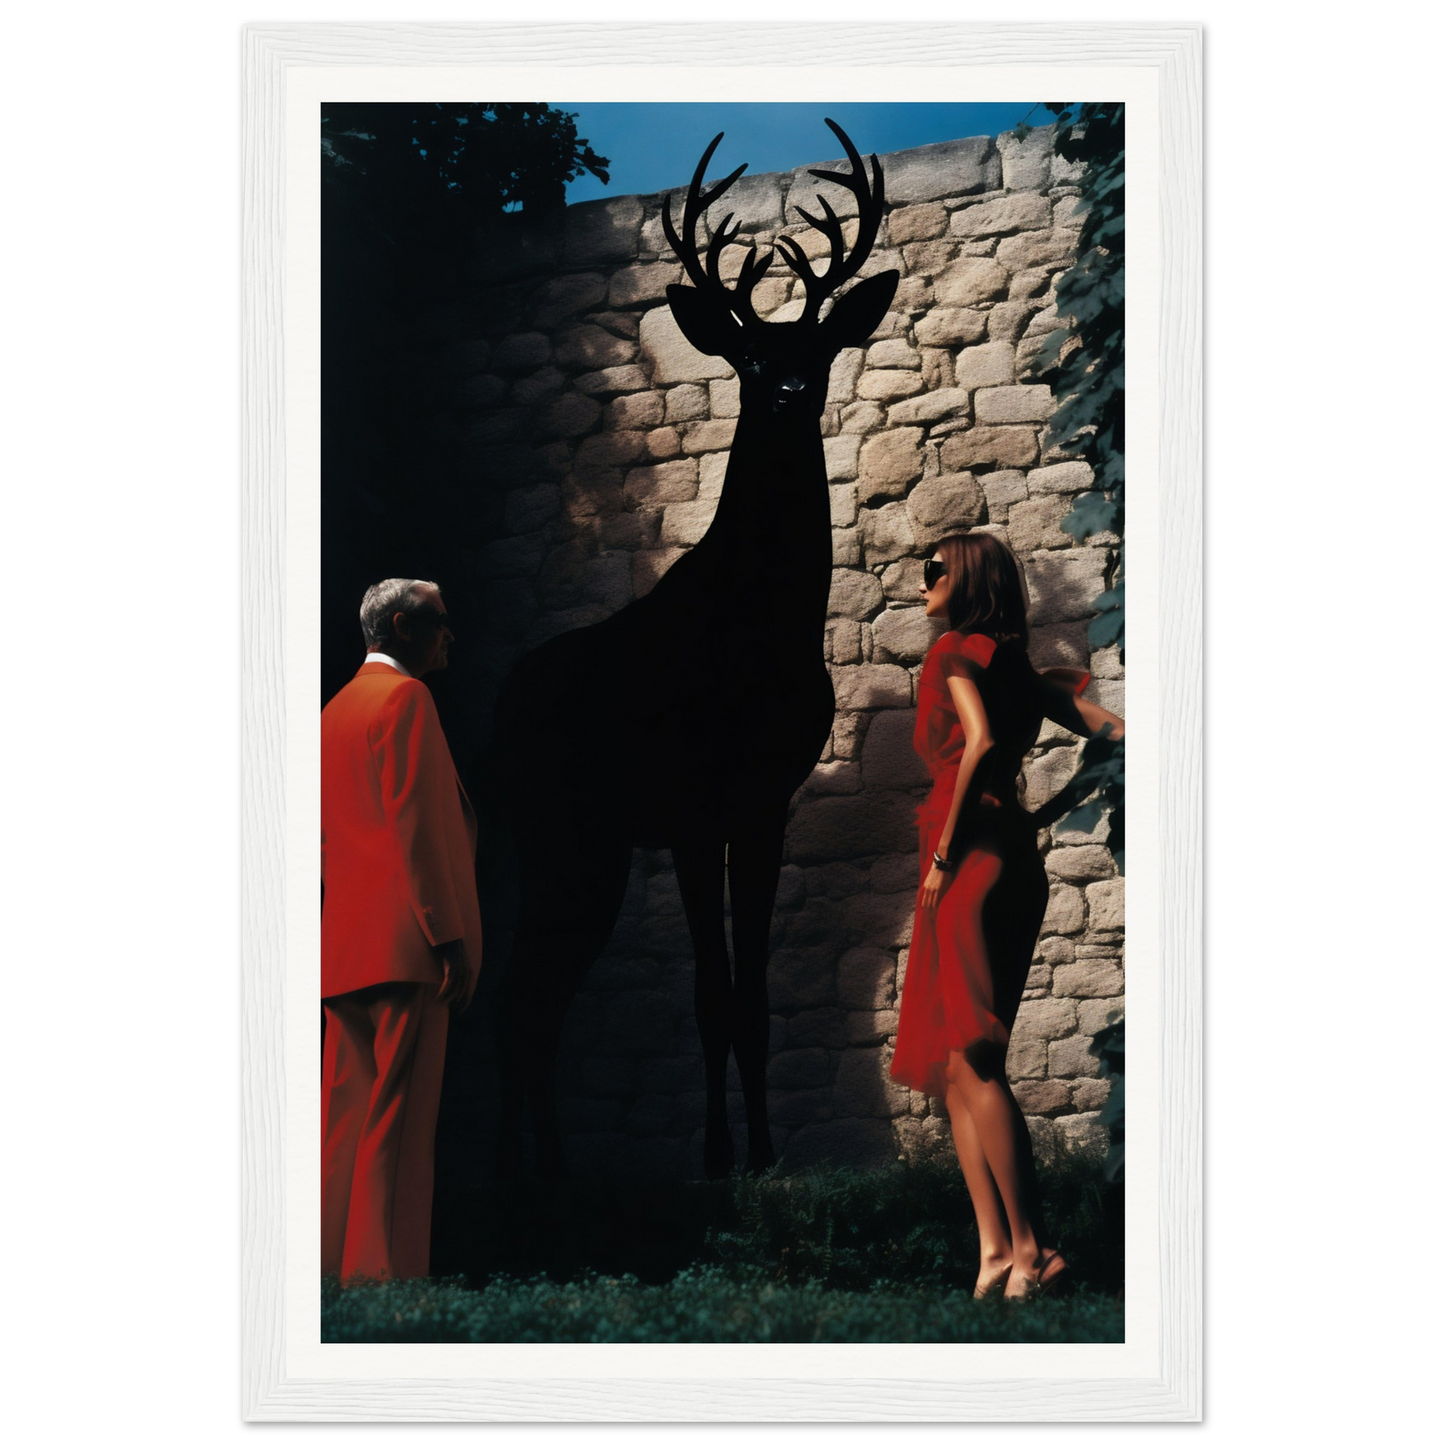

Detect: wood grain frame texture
[242,21,1201,1422]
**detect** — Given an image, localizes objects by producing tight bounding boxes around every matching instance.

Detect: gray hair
[359,578,439,647]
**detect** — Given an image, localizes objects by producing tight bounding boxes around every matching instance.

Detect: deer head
[662,118,899,419]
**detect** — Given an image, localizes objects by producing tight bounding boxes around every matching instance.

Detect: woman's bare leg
[943,1081,1012,1293]
[946,1045,1052,1294]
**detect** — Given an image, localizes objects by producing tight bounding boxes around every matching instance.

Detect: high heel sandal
[972,1263,1012,1300]
[1004,1249,1070,1302]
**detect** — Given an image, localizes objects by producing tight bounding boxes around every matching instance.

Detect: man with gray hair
[320,578,481,1281]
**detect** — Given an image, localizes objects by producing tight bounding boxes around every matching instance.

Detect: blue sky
[558,102,1049,204]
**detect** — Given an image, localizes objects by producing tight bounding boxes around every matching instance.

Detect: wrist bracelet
[932,851,956,873]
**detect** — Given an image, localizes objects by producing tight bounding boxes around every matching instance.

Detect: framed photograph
[243,20,1201,1422]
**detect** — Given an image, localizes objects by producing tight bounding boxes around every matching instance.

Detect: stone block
[503,482,563,534]
[608,262,682,309]
[867,338,921,370]
[564,194,644,267]
[1053,960,1124,1002]
[906,471,985,533]
[840,400,886,434]
[843,890,914,949]
[1028,460,1095,494]
[574,364,651,396]
[1048,1034,1102,1080]
[1092,643,1124,680]
[1077,998,1125,1038]
[857,369,924,402]
[508,368,565,407]
[832,662,912,710]
[954,342,1018,390]
[1086,879,1125,931]
[681,418,736,454]
[914,309,988,348]
[995,228,1080,273]
[1055,1111,1108,1159]
[999,127,1055,192]
[860,501,919,566]
[1071,1077,1113,1112]
[768,947,838,1012]
[950,192,1052,238]
[859,429,924,499]
[933,257,1010,307]
[1045,846,1116,883]
[900,239,961,278]
[827,567,883,620]
[1007,1038,1048,1079]
[1043,882,1086,935]
[1024,549,1110,624]
[788,1006,848,1049]
[643,426,681,460]
[532,272,609,329]
[827,483,859,529]
[870,134,998,204]
[1036,935,1075,966]
[879,558,925,602]
[986,303,1038,345]
[1009,269,1052,300]
[662,383,709,423]
[871,853,917,892]
[490,332,552,372]
[888,202,948,243]
[980,470,1028,520]
[785,1117,897,1169]
[598,509,660,550]
[1013,1078,1072,1116]
[870,604,936,664]
[607,391,664,431]
[806,760,862,796]
[624,459,697,507]
[847,1009,899,1045]
[824,617,862,664]
[836,946,898,1009]
[554,324,637,371]
[1007,495,1071,552]
[786,791,919,865]
[770,1047,832,1090]
[834,1047,909,1117]
[832,528,861,566]
[1013,996,1077,1043]
[940,425,1037,470]
[660,497,717,546]
[859,706,928,789]
[638,304,735,384]
[1030,621,1091,669]
[825,436,861,485]
[710,376,741,418]
[577,431,648,472]
[826,348,866,406]
[886,387,971,427]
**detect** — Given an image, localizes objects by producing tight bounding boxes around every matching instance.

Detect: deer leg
[672,838,734,1180]
[726,821,785,1173]
[495,835,632,1180]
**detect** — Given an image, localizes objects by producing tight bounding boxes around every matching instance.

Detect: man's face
[395,588,453,675]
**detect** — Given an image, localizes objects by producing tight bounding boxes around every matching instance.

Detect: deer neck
[695,403,832,628]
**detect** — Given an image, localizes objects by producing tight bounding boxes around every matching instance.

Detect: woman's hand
[918,864,951,912]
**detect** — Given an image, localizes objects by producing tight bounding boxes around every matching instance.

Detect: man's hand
[918,864,951,913]
[435,938,477,1010]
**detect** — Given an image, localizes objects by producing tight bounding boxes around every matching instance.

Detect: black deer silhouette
[492,119,899,1179]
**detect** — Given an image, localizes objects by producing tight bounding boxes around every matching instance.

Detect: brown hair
[931,532,1030,647]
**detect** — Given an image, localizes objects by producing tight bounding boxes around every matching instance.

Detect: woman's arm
[918,670,994,912]
[1039,675,1126,742]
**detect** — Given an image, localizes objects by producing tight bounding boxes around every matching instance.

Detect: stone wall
[433,125,1123,1178]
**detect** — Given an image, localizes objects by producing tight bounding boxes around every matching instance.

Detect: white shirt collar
[365,651,412,678]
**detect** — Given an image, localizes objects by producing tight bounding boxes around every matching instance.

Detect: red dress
[889,631,1088,1097]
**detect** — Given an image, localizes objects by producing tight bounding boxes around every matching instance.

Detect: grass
[327,1155,1124,1344]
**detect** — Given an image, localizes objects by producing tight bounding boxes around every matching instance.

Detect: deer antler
[662,132,775,329]
[777,117,887,323]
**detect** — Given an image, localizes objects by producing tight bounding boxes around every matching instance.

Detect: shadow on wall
[329,126,1123,1183]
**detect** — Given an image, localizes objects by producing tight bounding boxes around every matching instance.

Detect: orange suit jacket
[321,661,482,997]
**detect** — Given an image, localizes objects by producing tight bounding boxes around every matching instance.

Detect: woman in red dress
[889,532,1125,1300]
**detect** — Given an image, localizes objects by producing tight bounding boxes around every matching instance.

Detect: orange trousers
[321,982,447,1281]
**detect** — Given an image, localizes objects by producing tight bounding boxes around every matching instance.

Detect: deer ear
[667,284,742,358]
[821,270,900,350]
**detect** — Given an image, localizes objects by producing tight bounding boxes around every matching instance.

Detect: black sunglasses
[922,559,947,589]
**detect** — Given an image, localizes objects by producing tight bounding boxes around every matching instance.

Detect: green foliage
[322,102,610,240]
[321,1267,1123,1344]
[1088,1018,1126,1184]
[1018,102,1126,870]
[1058,731,1125,871]
[704,1153,1117,1292]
